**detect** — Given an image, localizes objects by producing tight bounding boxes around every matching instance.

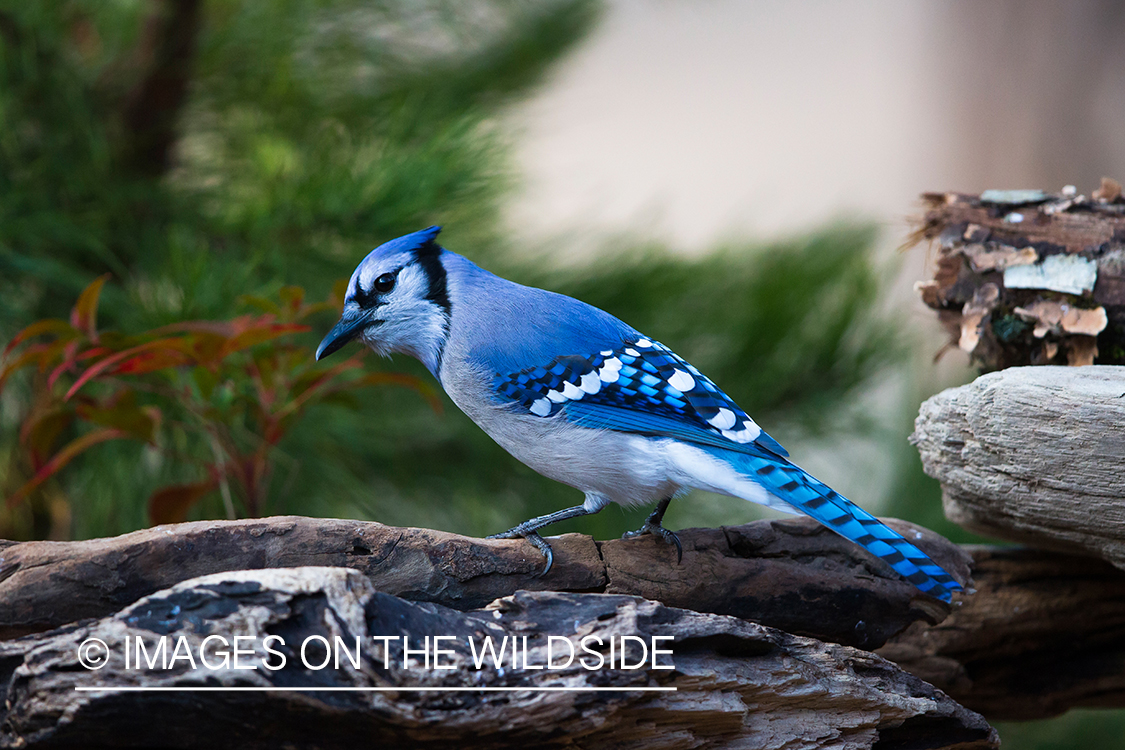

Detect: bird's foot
[487,528,554,576]
[485,503,593,577]
[486,527,522,540]
[622,520,683,563]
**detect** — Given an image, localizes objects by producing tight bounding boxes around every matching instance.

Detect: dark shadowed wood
[879,545,1125,720]
[0,567,998,750]
[601,517,967,650]
[0,516,967,648]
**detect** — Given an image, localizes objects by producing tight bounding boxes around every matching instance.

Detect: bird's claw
[523,532,554,575]
[623,522,683,563]
[487,528,554,575]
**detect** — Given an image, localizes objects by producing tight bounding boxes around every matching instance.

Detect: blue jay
[317,227,961,602]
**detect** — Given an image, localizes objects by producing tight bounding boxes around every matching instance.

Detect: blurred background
[1,1,1123,746]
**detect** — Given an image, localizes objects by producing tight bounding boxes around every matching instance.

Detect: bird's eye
[373,273,396,293]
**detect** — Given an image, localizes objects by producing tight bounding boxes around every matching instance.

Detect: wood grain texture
[0,516,968,648]
[0,566,999,750]
[912,365,1125,567]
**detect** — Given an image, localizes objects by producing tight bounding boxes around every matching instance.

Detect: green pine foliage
[1,0,908,543]
[4,6,1123,746]
[0,0,601,329]
[0,0,603,537]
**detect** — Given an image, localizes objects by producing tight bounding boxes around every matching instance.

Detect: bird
[316,226,962,602]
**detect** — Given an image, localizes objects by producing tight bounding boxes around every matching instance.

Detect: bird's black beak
[316,310,371,361]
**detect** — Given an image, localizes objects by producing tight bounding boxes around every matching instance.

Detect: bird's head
[316,226,451,375]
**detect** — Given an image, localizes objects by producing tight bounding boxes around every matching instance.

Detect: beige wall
[509,0,1125,249]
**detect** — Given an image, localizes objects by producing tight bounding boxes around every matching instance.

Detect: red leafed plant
[1,276,439,526]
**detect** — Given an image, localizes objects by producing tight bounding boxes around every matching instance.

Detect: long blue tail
[713,447,962,602]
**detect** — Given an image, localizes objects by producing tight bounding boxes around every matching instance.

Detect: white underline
[75,686,677,693]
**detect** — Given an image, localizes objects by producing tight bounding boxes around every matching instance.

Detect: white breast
[436,336,795,514]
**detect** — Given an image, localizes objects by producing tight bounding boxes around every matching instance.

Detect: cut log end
[912,365,1125,571]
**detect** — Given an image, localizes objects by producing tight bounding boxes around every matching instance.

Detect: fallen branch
[0,516,968,648]
[0,566,998,750]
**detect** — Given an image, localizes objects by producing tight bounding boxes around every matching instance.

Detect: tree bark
[0,566,999,750]
[911,365,1125,568]
[879,545,1125,720]
[910,183,1125,369]
[121,0,203,176]
[0,516,968,649]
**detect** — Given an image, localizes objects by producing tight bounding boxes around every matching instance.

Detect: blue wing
[491,336,962,602]
[492,336,789,458]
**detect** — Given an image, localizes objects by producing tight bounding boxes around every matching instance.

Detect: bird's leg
[487,504,592,575]
[622,497,682,563]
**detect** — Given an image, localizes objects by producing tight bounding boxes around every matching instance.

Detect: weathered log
[880,545,1125,720]
[0,516,968,649]
[911,365,1125,568]
[910,181,1125,369]
[0,566,999,750]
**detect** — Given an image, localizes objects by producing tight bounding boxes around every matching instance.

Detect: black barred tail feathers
[712,447,962,601]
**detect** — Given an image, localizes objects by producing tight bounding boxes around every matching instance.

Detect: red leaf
[278,285,304,317]
[0,343,62,391]
[112,348,193,376]
[75,398,161,443]
[278,356,364,413]
[69,274,111,340]
[3,318,76,357]
[20,407,74,469]
[277,367,443,428]
[237,295,280,316]
[294,300,338,321]
[187,332,230,368]
[148,479,218,525]
[7,427,129,508]
[151,318,249,338]
[47,346,111,390]
[353,373,444,414]
[148,315,274,345]
[219,323,308,359]
[65,338,191,400]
